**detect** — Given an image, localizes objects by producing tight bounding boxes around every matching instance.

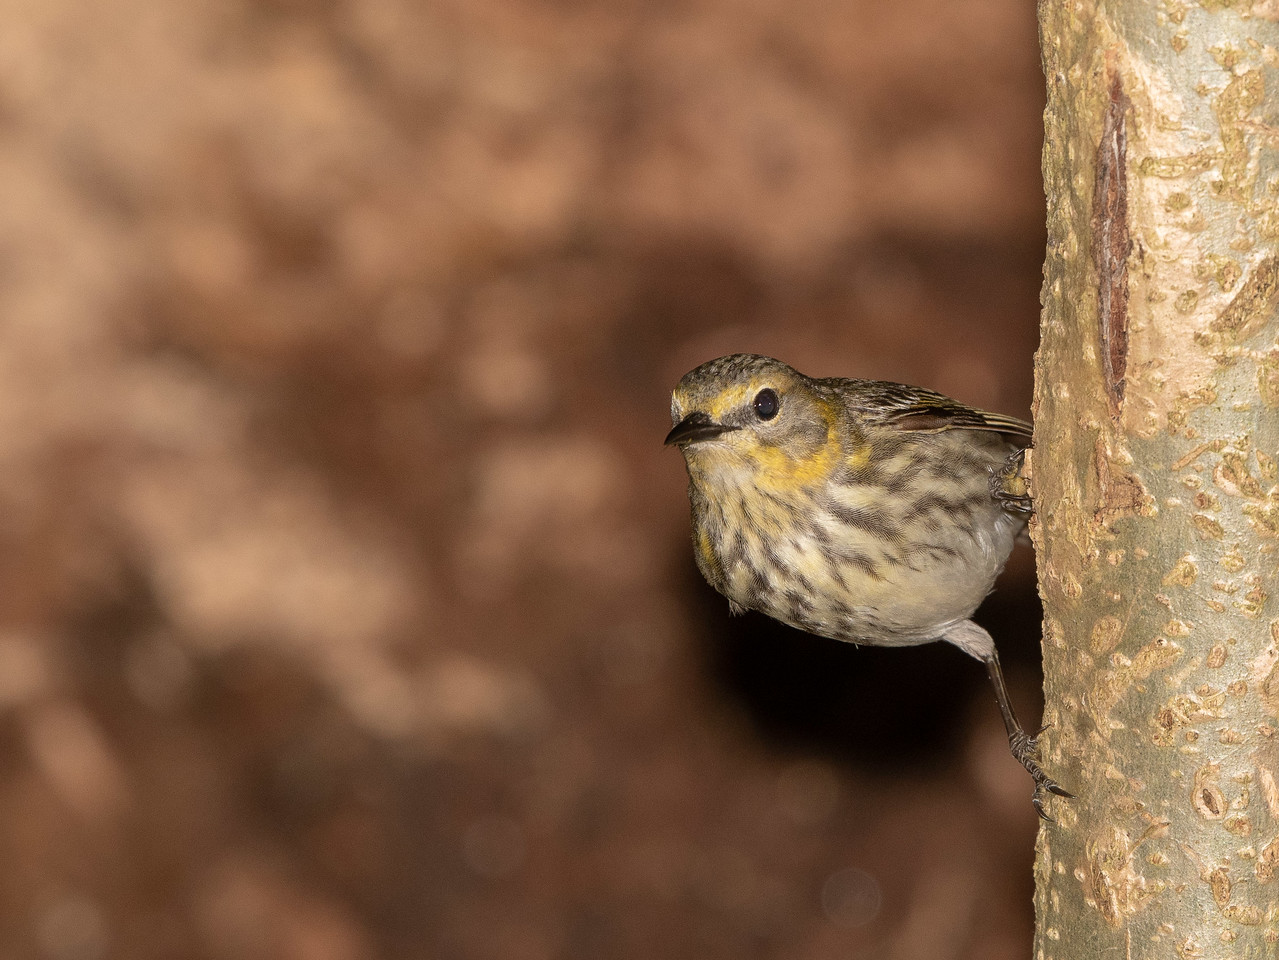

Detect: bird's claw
[991,448,1033,514]
[1009,726,1074,822]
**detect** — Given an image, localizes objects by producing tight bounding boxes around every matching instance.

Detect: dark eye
[753,388,779,421]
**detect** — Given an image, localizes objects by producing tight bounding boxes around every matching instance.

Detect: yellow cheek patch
[750,444,826,487]
[748,399,842,490]
[746,442,808,488]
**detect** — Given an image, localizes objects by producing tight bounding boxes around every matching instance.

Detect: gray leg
[942,620,1073,820]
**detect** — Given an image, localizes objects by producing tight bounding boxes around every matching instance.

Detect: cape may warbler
[665,354,1070,817]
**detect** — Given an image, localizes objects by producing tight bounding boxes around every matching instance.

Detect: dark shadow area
[690,559,1045,774]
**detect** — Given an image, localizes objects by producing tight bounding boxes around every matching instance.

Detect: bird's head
[665,354,840,488]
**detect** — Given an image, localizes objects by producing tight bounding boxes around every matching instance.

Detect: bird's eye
[753,388,779,421]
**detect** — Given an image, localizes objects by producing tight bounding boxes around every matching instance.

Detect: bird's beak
[664,411,738,446]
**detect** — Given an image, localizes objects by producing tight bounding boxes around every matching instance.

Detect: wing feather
[830,378,1033,443]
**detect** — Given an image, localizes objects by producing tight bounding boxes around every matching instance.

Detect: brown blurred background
[0,0,1049,957]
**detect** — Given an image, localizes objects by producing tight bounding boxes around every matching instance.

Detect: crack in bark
[1093,68,1131,420]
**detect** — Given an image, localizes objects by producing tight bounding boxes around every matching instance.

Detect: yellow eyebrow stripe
[706,383,755,421]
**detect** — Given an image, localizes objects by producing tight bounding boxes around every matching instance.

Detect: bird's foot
[992,448,1033,515]
[1009,725,1074,822]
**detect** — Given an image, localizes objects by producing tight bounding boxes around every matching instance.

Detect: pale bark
[1034,1,1279,957]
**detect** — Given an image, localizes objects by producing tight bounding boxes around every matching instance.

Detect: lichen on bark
[1034,0,1279,956]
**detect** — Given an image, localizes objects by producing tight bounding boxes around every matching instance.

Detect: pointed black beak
[664,411,738,446]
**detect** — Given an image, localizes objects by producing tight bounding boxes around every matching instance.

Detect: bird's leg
[942,620,1073,820]
[982,645,1075,821]
[991,447,1033,515]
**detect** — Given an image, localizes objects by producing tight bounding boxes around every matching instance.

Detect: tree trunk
[1033,1,1279,957]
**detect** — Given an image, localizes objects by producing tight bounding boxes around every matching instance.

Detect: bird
[664,353,1071,818]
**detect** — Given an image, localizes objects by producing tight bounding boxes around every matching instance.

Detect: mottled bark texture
[1034,2,1279,957]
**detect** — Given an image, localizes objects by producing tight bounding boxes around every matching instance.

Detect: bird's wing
[847,380,1033,443]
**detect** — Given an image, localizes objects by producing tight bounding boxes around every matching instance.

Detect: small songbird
[664,353,1071,817]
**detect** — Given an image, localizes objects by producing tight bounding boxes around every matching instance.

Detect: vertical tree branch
[1035,1,1279,955]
